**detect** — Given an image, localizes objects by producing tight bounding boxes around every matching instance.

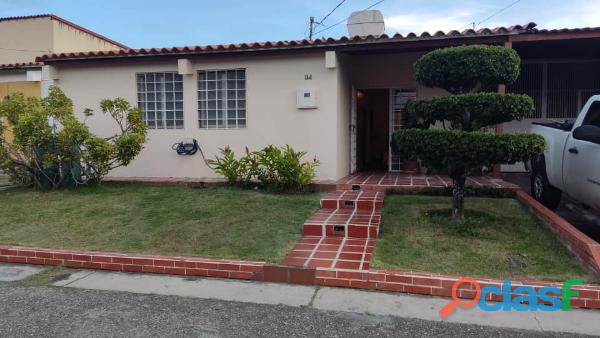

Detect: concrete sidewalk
[49,267,599,336]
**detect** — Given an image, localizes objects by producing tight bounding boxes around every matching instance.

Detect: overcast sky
[1,0,599,48]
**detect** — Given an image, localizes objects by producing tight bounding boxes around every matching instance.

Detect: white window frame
[136,71,184,129]
[197,69,246,129]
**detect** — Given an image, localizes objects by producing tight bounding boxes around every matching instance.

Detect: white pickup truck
[529,96,600,210]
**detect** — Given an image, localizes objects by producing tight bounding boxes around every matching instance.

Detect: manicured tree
[394,45,545,220]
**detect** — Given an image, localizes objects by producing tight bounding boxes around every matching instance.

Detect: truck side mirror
[573,125,600,145]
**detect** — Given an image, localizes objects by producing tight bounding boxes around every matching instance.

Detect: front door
[389,90,416,172]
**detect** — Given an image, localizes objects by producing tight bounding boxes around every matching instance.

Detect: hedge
[393,129,545,171]
[414,45,521,94]
[407,93,535,130]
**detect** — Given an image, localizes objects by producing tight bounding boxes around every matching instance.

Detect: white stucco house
[35,22,600,181]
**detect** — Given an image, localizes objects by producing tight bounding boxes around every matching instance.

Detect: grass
[0,183,320,262]
[21,266,71,287]
[373,195,597,282]
[0,175,10,186]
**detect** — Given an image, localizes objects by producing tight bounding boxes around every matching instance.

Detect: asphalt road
[0,283,590,338]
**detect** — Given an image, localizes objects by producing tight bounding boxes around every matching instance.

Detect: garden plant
[394,45,545,219]
[0,86,147,188]
[207,145,319,193]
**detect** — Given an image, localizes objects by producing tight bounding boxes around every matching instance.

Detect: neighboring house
[0,14,127,142]
[35,22,600,181]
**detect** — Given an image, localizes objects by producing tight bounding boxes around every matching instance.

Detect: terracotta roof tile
[0,61,43,70]
[36,22,600,62]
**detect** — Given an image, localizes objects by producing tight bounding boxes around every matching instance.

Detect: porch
[337,29,600,175]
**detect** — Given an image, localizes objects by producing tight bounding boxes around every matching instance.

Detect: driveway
[503,173,600,243]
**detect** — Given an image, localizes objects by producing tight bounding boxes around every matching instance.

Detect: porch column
[492,40,512,177]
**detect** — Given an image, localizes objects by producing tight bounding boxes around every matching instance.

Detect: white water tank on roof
[347,10,385,37]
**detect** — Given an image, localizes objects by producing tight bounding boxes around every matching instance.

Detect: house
[0,14,127,97]
[0,14,127,144]
[34,21,600,182]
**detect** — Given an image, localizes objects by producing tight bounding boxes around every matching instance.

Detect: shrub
[414,45,521,94]
[394,45,545,220]
[207,145,319,192]
[0,86,147,188]
[408,93,535,130]
[206,146,250,186]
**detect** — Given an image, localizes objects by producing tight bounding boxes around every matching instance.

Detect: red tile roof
[37,23,539,62]
[36,22,600,63]
[0,14,128,49]
[0,61,43,70]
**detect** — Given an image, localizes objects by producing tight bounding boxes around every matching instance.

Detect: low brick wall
[2,244,599,310]
[515,189,600,277]
[0,245,264,280]
[316,269,600,309]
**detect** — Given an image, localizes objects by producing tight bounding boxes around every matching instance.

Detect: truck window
[583,101,600,127]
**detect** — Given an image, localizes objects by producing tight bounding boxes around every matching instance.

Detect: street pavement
[0,282,591,338]
[0,264,598,337]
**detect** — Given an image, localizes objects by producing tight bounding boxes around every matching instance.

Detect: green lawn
[373,195,596,282]
[0,175,10,186]
[0,184,320,262]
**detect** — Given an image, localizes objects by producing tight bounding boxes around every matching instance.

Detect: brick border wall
[0,245,265,280]
[3,243,599,310]
[515,189,600,276]
[316,269,600,309]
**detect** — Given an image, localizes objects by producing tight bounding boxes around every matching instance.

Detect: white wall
[0,71,27,83]
[53,52,344,181]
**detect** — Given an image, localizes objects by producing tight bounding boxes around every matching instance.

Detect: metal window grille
[389,90,416,172]
[136,72,184,129]
[508,61,600,119]
[198,69,246,129]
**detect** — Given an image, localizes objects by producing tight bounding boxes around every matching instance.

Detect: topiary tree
[394,45,545,220]
[0,86,147,188]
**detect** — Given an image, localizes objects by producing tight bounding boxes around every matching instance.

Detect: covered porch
[335,25,600,176]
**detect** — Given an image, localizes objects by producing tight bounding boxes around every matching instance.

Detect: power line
[461,0,523,31]
[316,0,347,26]
[314,0,386,36]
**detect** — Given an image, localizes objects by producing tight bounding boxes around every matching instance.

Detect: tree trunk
[452,172,466,221]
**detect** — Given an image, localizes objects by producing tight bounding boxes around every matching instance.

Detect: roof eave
[39,32,516,63]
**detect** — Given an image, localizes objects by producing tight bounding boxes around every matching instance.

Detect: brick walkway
[282,172,518,271]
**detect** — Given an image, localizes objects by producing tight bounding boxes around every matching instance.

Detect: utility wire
[316,0,347,26]
[314,0,386,36]
[460,0,523,31]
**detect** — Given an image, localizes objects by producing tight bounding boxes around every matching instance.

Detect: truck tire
[531,160,562,210]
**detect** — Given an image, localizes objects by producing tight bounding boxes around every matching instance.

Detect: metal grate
[509,61,600,119]
[389,90,416,172]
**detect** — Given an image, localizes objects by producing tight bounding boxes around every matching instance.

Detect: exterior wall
[0,17,123,65]
[52,20,123,53]
[0,17,53,64]
[344,52,447,99]
[53,52,345,181]
[0,80,41,142]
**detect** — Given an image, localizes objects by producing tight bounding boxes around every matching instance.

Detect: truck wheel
[531,163,562,210]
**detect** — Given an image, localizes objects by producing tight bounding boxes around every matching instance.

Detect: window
[198,69,246,128]
[583,102,600,127]
[137,72,184,129]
